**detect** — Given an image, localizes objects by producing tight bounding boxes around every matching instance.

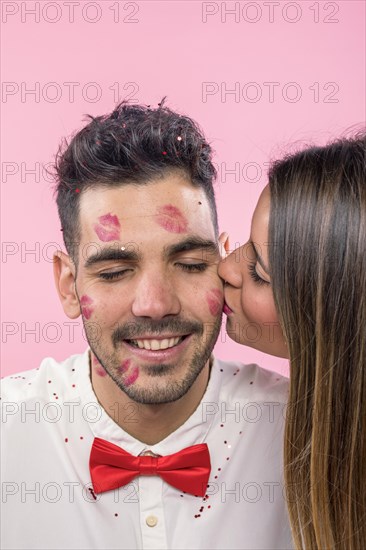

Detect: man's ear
[218,232,230,259]
[53,251,81,319]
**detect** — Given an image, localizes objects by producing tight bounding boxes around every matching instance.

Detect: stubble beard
[85,315,222,405]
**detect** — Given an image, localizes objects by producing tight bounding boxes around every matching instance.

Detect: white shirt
[1,349,294,549]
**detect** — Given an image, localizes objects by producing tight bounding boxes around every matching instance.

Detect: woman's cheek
[241,291,277,325]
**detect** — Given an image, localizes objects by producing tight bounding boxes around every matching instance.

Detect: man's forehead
[80,180,211,228]
[78,178,216,251]
[80,178,208,217]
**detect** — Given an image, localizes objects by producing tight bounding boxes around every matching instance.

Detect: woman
[218,133,366,549]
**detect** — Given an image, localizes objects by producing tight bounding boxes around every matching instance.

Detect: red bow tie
[89,437,211,497]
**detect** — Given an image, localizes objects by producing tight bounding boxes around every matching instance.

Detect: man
[1,101,293,549]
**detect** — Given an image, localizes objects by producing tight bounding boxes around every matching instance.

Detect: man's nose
[131,271,181,319]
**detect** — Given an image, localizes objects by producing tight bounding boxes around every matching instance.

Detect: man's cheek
[80,295,94,319]
[206,288,224,316]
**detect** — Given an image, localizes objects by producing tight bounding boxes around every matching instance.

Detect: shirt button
[146,515,158,527]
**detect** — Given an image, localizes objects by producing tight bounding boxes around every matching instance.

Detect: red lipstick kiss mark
[93,213,121,242]
[124,366,139,386]
[117,359,131,375]
[206,289,224,316]
[116,359,139,386]
[92,354,100,365]
[156,204,188,234]
[80,295,94,319]
[92,355,107,377]
[92,356,107,377]
[95,367,106,377]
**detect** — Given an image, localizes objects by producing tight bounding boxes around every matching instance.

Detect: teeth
[143,339,151,350]
[130,337,181,350]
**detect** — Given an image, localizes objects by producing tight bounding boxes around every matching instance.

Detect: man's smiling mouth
[126,336,187,351]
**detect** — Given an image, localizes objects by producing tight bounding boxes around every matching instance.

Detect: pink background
[1,0,365,377]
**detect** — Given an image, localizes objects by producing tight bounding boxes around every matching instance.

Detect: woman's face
[218,185,288,358]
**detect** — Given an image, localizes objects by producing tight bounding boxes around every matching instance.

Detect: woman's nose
[218,247,243,289]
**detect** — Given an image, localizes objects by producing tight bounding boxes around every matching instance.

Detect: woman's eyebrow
[250,241,270,275]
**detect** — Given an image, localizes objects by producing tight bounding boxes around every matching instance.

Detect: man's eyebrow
[250,241,270,275]
[83,237,219,269]
[84,246,140,269]
[164,237,219,259]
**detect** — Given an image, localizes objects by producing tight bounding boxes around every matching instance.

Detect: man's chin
[115,377,192,405]
[109,357,209,405]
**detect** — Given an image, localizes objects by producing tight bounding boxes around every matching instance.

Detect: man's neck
[89,353,212,446]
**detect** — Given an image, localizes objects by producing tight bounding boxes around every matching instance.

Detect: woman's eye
[248,262,269,286]
[176,263,208,273]
[99,270,131,281]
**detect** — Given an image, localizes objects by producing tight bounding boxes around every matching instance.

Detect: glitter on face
[155,204,188,234]
[93,213,121,242]
[80,295,94,320]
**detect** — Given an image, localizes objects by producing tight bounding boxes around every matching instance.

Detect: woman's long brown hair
[268,133,366,549]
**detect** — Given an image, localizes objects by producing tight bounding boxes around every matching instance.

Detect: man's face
[75,173,223,404]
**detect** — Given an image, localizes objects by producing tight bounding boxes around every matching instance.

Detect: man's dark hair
[53,99,218,263]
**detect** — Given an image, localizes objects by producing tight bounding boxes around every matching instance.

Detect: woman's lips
[223,302,233,315]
